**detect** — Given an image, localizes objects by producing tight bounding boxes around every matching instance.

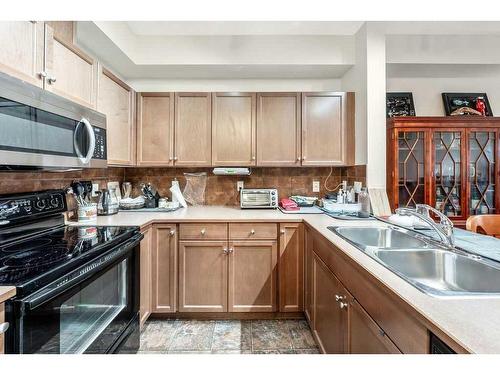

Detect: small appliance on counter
[97,187,119,215]
[240,188,278,209]
[0,189,142,354]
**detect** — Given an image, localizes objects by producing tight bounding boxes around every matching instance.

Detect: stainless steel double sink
[329,226,500,297]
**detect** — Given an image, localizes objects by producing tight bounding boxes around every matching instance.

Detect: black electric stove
[0,189,142,354]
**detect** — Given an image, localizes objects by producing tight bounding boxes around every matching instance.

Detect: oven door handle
[73,117,96,165]
[18,233,143,311]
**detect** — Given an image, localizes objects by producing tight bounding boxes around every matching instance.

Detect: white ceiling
[125,21,365,36]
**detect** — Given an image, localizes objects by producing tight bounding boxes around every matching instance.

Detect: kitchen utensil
[70,181,86,206]
[121,182,132,199]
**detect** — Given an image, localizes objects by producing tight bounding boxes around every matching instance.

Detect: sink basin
[331,226,430,249]
[329,225,500,297]
[371,249,500,296]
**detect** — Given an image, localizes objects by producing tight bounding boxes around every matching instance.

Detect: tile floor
[138,319,320,354]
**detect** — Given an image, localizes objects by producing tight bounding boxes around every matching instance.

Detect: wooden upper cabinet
[349,299,401,354]
[174,92,212,166]
[137,93,174,166]
[44,23,97,109]
[256,93,301,166]
[152,224,178,313]
[178,240,228,312]
[302,92,354,166]
[279,223,304,312]
[139,227,152,328]
[212,92,256,166]
[0,21,45,88]
[228,240,277,312]
[312,252,349,354]
[97,65,135,166]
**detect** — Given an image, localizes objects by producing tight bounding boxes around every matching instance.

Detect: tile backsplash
[0,166,366,207]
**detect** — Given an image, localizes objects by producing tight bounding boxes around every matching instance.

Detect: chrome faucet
[395,204,455,248]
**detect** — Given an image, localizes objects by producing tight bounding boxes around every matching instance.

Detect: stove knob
[35,199,46,210]
[50,198,59,207]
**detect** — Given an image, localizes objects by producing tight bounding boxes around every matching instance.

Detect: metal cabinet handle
[174,156,178,161]
[228,248,234,254]
[302,156,306,160]
[200,229,206,235]
[0,322,9,334]
[169,230,175,236]
[339,301,348,309]
[47,76,57,84]
[169,157,173,161]
[223,248,228,254]
[250,229,255,235]
[38,71,47,79]
[335,294,344,302]
[280,229,286,234]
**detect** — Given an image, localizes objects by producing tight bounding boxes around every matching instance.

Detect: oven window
[18,257,135,354]
[59,260,127,354]
[0,97,79,156]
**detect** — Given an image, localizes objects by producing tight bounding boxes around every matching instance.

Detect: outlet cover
[237,181,244,191]
[92,183,99,197]
[312,180,320,193]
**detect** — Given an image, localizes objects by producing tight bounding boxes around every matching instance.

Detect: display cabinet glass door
[468,131,496,215]
[397,131,426,208]
[433,131,463,218]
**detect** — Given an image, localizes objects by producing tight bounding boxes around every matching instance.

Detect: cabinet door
[432,130,466,219]
[97,65,135,166]
[44,24,97,108]
[174,92,212,166]
[279,223,304,312]
[256,93,301,166]
[139,227,152,328]
[304,227,314,324]
[467,130,497,216]
[178,241,228,312]
[212,92,256,166]
[301,92,354,166]
[349,300,401,354]
[152,224,178,313]
[137,93,174,166]
[312,252,349,354]
[228,240,277,312]
[0,21,44,87]
[394,130,429,209]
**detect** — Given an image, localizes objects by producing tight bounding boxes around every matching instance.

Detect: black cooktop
[0,224,138,296]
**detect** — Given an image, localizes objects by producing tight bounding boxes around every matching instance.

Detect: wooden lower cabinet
[0,303,5,354]
[349,299,401,354]
[279,223,304,312]
[139,227,152,327]
[304,226,314,323]
[152,224,178,313]
[312,252,349,353]
[228,240,277,312]
[178,241,228,312]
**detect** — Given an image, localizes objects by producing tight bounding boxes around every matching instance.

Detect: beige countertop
[0,286,16,304]
[67,206,500,354]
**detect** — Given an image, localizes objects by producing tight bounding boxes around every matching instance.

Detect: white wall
[387,68,500,116]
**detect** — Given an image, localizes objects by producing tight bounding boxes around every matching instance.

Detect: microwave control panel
[92,127,107,160]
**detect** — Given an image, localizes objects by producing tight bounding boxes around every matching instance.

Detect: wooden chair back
[466,215,500,238]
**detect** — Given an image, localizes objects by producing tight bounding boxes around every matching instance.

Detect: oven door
[8,237,140,354]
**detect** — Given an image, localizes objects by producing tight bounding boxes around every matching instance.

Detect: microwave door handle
[73,118,96,165]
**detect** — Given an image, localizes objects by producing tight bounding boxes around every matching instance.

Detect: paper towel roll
[170,182,188,208]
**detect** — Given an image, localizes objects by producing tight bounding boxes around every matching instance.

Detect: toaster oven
[240,189,278,209]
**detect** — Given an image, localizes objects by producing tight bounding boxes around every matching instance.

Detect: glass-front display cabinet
[387,117,500,226]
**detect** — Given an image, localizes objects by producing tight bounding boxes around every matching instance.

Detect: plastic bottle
[358,188,371,218]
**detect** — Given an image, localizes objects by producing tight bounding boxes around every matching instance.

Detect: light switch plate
[312,180,320,193]
[237,181,244,191]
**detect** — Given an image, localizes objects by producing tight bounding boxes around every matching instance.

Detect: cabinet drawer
[179,223,228,240]
[229,223,277,240]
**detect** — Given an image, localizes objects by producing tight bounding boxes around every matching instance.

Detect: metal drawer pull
[339,301,348,309]
[335,294,344,301]
[0,322,10,334]
[280,229,286,234]
[169,230,175,236]
[200,229,206,235]
[223,248,228,254]
[250,229,255,235]
[228,248,234,254]
[47,76,57,84]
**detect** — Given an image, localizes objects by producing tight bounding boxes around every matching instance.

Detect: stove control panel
[0,190,67,223]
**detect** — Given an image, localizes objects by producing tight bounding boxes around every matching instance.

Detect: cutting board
[368,188,392,217]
